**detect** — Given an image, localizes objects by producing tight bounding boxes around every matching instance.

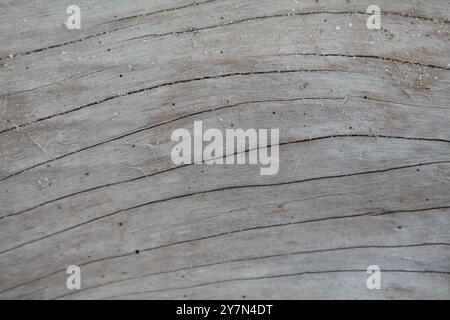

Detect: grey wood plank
[0,0,449,300]
[1,57,450,178]
[1,3,449,131]
[4,244,450,299]
[2,96,450,217]
[1,163,449,297]
[2,0,449,55]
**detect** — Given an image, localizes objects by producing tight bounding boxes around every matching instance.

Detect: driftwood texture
[0,0,449,299]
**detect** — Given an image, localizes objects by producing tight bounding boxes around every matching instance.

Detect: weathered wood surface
[0,0,449,299]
